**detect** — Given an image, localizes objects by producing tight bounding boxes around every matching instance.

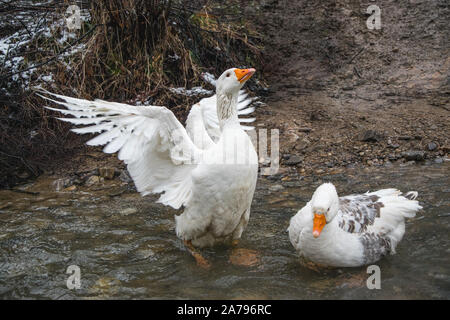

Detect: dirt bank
[2,0,449,187]
[254,0,449,176]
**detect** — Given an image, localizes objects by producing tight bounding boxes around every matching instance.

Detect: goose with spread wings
[288,183,422,267]
[39,68,259,268]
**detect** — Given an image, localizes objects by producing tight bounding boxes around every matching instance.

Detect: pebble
[85,175,101,187]
[284,155,303,166]
[402,150,426,161]
[427,142,438,151]
[384,160,393,167]
[400,161,416,167]
[120,208,138,216]
[359,130,382,142]
[269,184,285,192]
[119,170,133,183]
[64,185,77,192]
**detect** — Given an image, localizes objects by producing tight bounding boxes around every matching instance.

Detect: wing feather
[39,89,202,209]
[186,90,258,143]
[337,194,385,233]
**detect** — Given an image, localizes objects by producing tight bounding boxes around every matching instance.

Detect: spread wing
[38,90,203,209]
[337,193,386,234]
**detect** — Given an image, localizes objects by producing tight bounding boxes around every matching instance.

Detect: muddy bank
[253,0,449,176]
[1,0,449,186]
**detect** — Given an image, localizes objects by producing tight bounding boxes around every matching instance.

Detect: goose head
[216,67,256,96]
[310,183,339,238]
[215,68,255,125]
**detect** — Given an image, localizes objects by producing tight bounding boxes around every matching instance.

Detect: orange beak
[312,213,326,238]
[234,68,256,83]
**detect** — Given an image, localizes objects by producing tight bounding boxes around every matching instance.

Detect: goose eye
[327,208,330,212]
[226,73,230,77]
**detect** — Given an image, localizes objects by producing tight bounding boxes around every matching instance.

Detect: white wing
[288,201,312,249]
[193,90,257,143]
[38,90,202,209]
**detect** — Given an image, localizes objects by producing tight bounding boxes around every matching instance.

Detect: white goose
[288,183,422,267]
[39,68,259,268]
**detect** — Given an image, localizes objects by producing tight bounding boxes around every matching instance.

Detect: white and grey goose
[38,68,258,268]
[288,183,422,267]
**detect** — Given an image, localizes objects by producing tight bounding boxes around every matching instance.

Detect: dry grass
[0,0,263,188]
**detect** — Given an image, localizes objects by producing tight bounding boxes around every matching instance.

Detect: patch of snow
[168,53,180,61]
[201,72,216,86]
[170,86,213,96]
[0,2,91,90]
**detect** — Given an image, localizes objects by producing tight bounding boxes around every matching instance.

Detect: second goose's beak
[312,213,326,238]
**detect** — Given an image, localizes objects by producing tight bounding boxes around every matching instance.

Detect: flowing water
[0,163,448,299]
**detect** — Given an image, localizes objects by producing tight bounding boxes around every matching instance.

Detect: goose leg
[229,242,260,267]
[184,240,211,269]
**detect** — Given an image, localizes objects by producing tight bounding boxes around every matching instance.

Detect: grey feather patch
[360,232,392,264]
[337,194,385,233]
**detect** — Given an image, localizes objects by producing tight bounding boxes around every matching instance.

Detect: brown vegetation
[0,0,263,188]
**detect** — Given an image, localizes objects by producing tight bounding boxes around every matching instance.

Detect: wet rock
[284,155,303,166]
[269,184,284,192]
[120,208,138,216]
[266,173,283,181]
[85,175,102,187]
[400,161,416,167]
[402,151,426,161]
[384,160,393,167]
[388,154,400,161]
[359,130,382,142]
[427,142,438,151]
[387,138,400,149]
[99,168,115,180]
[398,135,414,141]
[64,185,77,192]
[388,143,400,149]
[229,248,260,267]
[434,157,443,164]
[119,170,133,183]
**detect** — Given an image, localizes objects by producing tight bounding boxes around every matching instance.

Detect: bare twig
[0,24,100,80]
